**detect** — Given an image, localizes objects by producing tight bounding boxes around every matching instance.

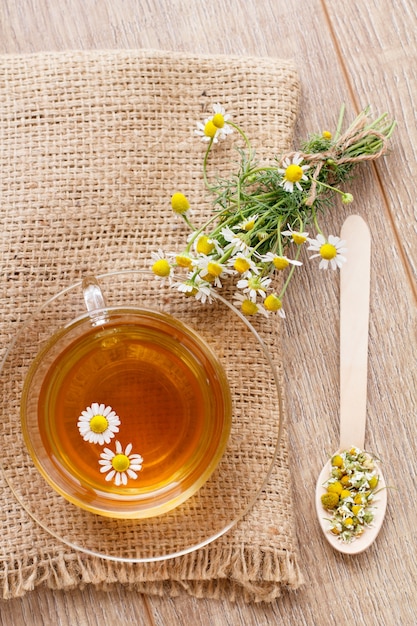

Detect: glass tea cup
[20,276,232,519]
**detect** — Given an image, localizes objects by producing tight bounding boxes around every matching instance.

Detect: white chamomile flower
[233,292,268,317]
[237,275,271,302]
[307,233,347,270]
[281,225,309,245]
[229,253,260,277]
[263,293,286,318]
[192,277,214,303]
[99,441,143,487]
[77,403,121,445]
[278,153,310,192]
[195,103,233,143]
[151,249,174,282]
[261,252,303,270]
[221,226,251,254]
[196,255,234,287]
[175,275,213,304]
[232,214,259,232]
[192,233,224,256]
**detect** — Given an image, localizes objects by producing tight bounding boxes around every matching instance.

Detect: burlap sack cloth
[0,50,303,602]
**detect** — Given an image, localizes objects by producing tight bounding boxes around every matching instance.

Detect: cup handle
[82,276,108,325]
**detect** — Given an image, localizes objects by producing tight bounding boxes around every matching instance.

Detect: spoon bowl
[316,453,387,554]
[315,215,387,554]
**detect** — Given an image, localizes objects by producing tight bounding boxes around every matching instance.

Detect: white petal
[127,469,138,479]
[105,470,116,481]
[115,472,122,486]
[125,443,133,456]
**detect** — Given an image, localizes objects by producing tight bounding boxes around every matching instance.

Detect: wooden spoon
[315,215,387,554]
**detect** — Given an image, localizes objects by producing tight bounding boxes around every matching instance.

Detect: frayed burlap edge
[2,546,303,603]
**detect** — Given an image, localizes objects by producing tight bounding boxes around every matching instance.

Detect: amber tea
[22,309,232,518]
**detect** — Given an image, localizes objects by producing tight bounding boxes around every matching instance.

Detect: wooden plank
[0,0,415,625]
[0,587,150,626]
[324,0,417,286]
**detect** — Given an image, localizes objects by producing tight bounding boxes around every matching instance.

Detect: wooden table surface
[1,1,416,625]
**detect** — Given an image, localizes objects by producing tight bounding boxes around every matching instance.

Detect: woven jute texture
[0,49,303,603]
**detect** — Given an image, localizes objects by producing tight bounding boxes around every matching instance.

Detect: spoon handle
[339,215,371,450]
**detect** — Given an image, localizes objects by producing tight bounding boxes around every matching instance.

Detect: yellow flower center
[201,272,216,283]
[111,453,130,472]
[204,120,218,138]
[196,236,215,255]
[332,454,344,468]
[152,259,171,277]
[212,113,225,128]
[243,219,255,231]
[320,243,337,260]
[273,256,290,270]
[292,233,307,245]
[89,415,109,434]
[241,299,258,315]
[264,294,282,312]
[234,257,250,273]
[176,254,192,268]
[171,192,190,214]
[285,164,304,183]
[207,261,223,277]
[322,130,332,140]
[247,276,261,290]
[184,286,198,297]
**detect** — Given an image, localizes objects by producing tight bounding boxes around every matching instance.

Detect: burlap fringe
[1,546,304,603]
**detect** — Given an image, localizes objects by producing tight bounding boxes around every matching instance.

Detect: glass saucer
[0,270,283,562]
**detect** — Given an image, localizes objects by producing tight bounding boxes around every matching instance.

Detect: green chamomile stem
[202,138,215,190]
[315,179,346,197]
[252,230,275,252]
[185,205,232,252]
[279,246,302,299]
[182,213,197,230]
[236,175,242,213]
[334,103,346,140]
[313,212,324,236]
[276,218,284,255]
[244,166,277,179]
[226,121,252,152]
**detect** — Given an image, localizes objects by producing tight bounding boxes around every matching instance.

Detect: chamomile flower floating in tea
[151,103,396,316]
[77,403,121,445]
[99,441,144,487]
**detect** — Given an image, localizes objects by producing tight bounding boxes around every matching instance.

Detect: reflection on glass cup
[21,277,232,519]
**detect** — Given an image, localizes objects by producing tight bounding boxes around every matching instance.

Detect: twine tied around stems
[280,111,390,206]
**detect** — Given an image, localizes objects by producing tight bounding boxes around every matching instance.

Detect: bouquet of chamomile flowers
[151,103,395,318]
